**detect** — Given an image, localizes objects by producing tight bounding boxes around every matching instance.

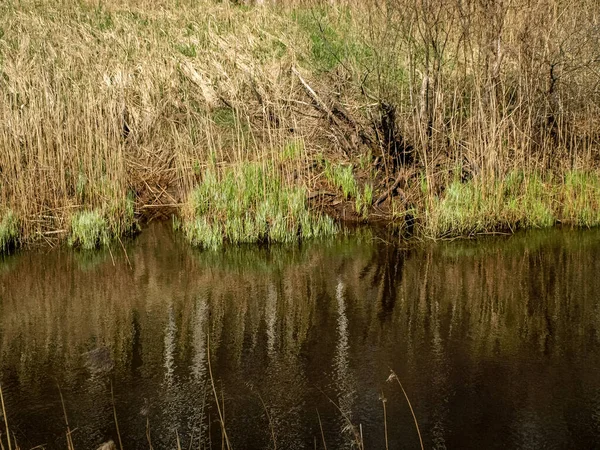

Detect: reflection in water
[0,225,599,449]
[334,279,356,447]
[266,283,277,359]
[164,305,176,386]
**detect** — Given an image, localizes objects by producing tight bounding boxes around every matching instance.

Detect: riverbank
[1,0,599,250]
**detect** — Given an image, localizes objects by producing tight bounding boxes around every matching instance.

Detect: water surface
[1,224,599,449]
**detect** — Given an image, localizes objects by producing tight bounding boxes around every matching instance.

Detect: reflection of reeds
[1,226,599,447]
[0,380,422,450]
[111,382,124,450]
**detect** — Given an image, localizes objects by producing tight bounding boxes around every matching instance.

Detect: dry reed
[0,0,598,245]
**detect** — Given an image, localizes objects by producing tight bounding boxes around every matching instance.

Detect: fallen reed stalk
[387,370,424,450]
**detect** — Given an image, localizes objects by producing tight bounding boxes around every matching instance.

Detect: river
[0,223,599,449]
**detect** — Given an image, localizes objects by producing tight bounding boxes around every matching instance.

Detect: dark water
[1,224,599,449]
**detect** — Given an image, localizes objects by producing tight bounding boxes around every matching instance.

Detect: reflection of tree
[359,243,407,321]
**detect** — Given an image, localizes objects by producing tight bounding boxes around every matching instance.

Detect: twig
[139,204,185,208]
[117,237,131,269]
[375,172,407,206]
[291,67,335,121]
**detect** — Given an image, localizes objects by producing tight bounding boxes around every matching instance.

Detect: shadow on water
[0,224,599,449]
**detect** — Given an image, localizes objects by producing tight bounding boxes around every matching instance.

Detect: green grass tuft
[176,43,197,58]
[324,163,358,200]
[69,210,110,250]
[183,162,337,249]
[355,184,373,218]
[427,171,559,237]
[0,210,18,253]
[562,170,600,227]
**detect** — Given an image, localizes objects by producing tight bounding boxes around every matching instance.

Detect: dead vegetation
[0,0,599,247]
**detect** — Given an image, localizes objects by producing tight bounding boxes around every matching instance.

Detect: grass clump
[355,184,373,218]
[68,195,137,250]
[185,217,224,251]
[281,139,304,161]
[69,210,110,250]
[0,210,19,253]
[561,171,600,227]
[427,180,501,237]
[292,7,372,73]
[183,163,337,250]
[507,173,555,229]
[427,172,557,237]
[324,163,358,200]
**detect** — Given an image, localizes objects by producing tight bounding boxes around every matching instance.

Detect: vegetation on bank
[180,162,337,249]
[424,170,600,237]
[0,210,18,253]
[68,194,136,249]
[0,0,599,250]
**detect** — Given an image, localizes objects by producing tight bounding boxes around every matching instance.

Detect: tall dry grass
[0,0,599,246]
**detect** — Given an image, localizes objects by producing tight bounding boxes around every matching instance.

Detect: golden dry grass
[0,0,599,247]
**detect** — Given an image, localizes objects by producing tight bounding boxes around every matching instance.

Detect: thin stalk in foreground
[380,392,388,450]
[317,388,363,450]
[58,385,75,450]
[207,333,231,450]
[146,418,154,450]
[255,390,276,449]
[110,381,124,450]
[316,409,327,450]
[0,384,12,450]
[387,370,424,450]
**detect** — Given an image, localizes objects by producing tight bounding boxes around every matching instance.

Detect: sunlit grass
[68,210,110,250]
[425,170,600,237]
[561,171,600,227]
[68,196,136,250]
[355,184,373,218]
[324,163,358,200]
[183,162,337,250]
[0,210,19,253]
